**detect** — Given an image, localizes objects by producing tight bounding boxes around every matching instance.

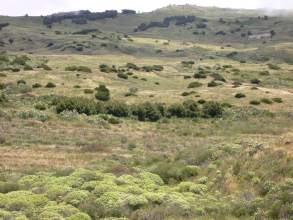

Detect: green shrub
[84,89,94,94]
[117,73,128,79]
[187,81,202,88]
[272,97,283,103]
[32,83,42,88]
[142,65,164,72]
[56,97,100,115]
[17,79,26,85]
[17,110,49,122]
[251,78,261,84]
[65,66,92,73]
[0,182,19,193]
[35,103,47,111]
[183,100,199,117]
[45,82,56,88]
[167,103,186,118]
[194,73,207,79]
[202,101,223,118]
[133,102,162,122]
[198,99,206,104]
[126,63,139,70]
[99,64,116,73]
[210,73,226,82]
[11,55,30,65]
[0,83,5,90]
[267,63,281,70]
[105,101,129,117]
[24,65,33,71]
[95,85,110,101]
[0,93,6,103]
[261,98,273,104]
[207,81,219,87]
[250,100,261,105]
[39,64,52,71]
[235,93,246,98]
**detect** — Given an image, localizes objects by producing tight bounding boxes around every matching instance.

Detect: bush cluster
[54,97,225,121]
[65,66,92,73]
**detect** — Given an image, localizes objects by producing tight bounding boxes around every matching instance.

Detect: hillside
[0,4,293,220]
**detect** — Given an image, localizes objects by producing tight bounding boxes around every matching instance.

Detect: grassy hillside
[0,5,293,220]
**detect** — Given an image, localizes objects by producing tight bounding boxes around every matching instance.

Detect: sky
[1,0,293,16]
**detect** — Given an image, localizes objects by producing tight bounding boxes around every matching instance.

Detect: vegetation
[0,5,293,220]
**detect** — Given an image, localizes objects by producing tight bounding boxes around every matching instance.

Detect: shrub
[261,98,273,104]
[17,110,49,122]
[183,100,199,117]
[35,103,47,111]
[167,103,186,118]
[0,92,6,103]
[250,100,261,105]
[24,65,33,71]
[272,97,283,103]
[207,81,219,87]
[117,73,128,79]
[142,65,164,72]
[198,99,206,104]
[95,85,110,101]
[45,82,56,88]
[105,101,129,117]
[55,97,100,115]
[210,73,226,82]
[65,66,92,73]
[235,93,246,98]
[0,83,5,90]
[194,73,207,79]
[133,102,162,122]
[17,79,26,85]
[32,83,42,88]
[267,63,281,70]
[84,89,94,94]
[126,63,139,70]
[187,82,202,88]
[202,101,223,118]
[99,64,116,73]
[0,182,19,193]
[39,64,52,71]
[251,78,261,84]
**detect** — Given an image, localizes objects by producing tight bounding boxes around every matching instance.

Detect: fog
[0,0,293,16]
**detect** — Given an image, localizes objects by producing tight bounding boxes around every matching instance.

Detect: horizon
[1,0,293,16]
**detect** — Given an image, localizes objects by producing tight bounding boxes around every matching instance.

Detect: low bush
[267,63,281,70]
[142,65,164,72]
[32,83,42,88]
[45,82,56,88]
[117,73,128,79]
[105,101,129,117]
[207,81,220,87]
[99,64,117,73]
[210,73,226,82]
[34,103,47,111]
[84,89,94,94]
[56,97,101,115]
[133,102,163,122]
[261,98,273,104]
[95,85,110,101]
[272,97,283,103]
[251,78,261,84]
[202,101,223,118]
[250,100,261,105]
[187,82,202,88]
[65,66,92,73]
[235,93,246,99]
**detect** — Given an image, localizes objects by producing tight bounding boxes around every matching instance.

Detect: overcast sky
[1,0,293,16]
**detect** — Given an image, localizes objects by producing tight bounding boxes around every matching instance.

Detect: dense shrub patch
[53,96,225,121]
[65,66,92,73]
